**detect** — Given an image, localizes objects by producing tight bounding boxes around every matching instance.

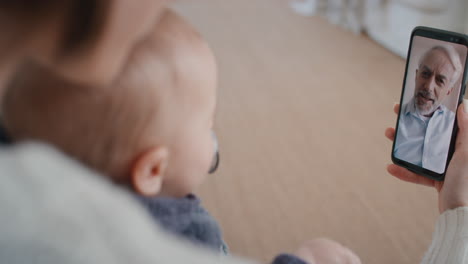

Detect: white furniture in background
[365,0,468,58]
[290,0,366,34]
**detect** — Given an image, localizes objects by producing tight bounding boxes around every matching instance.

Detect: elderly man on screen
[394,45,463,174]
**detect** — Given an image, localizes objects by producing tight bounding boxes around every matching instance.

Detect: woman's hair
[0,0,111,56]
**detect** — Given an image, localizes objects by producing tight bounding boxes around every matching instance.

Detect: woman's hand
[386,101,468,213]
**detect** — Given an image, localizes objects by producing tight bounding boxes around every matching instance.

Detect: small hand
[295,238,361,264]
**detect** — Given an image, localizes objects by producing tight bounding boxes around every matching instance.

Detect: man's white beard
[415,99,440,116]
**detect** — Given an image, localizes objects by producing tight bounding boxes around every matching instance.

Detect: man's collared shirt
[394,99,455,174]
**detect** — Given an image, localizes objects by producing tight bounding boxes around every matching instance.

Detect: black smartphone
[392,26,468,181]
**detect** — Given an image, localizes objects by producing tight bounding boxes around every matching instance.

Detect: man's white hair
[418,45,463,89]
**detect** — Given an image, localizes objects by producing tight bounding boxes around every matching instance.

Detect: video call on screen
[394,36,467,174]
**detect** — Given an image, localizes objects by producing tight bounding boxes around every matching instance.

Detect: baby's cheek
[204,135,216,172]
[172,131,213,193]
[189,132,212,168]
[191,138,213,181]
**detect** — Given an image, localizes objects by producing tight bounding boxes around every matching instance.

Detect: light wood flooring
[172,1,439,263]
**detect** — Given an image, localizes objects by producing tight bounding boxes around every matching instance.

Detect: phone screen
[393,35,468,175]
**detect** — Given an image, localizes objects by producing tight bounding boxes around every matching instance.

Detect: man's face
[414,49,456,116]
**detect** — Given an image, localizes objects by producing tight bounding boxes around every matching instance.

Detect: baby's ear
[131,147,169,197]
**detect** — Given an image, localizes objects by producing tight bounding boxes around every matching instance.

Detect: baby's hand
[295,238,361,264]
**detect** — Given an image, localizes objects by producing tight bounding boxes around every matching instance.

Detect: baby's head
[1,9,218,198]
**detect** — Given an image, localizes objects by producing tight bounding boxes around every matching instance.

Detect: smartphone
[392,26,468,181]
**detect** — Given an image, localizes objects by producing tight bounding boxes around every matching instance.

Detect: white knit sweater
[422,207,468,263]
[0,142,253,264]
[0,142,466,263]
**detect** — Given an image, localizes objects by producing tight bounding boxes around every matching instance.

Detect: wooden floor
[172,1,439,263]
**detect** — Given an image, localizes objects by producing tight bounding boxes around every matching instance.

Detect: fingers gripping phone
[392,26,468,181]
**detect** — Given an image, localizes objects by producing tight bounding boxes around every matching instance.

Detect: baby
[1,8,360,264]
[2,8,226,254]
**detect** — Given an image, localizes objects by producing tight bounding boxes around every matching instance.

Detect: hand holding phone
[392,26,468,181]
[388,101,468,213]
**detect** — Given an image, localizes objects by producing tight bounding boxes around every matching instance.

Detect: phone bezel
[391,26,468,181]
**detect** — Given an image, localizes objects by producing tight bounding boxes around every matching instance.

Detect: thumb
[455,99,468,151]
